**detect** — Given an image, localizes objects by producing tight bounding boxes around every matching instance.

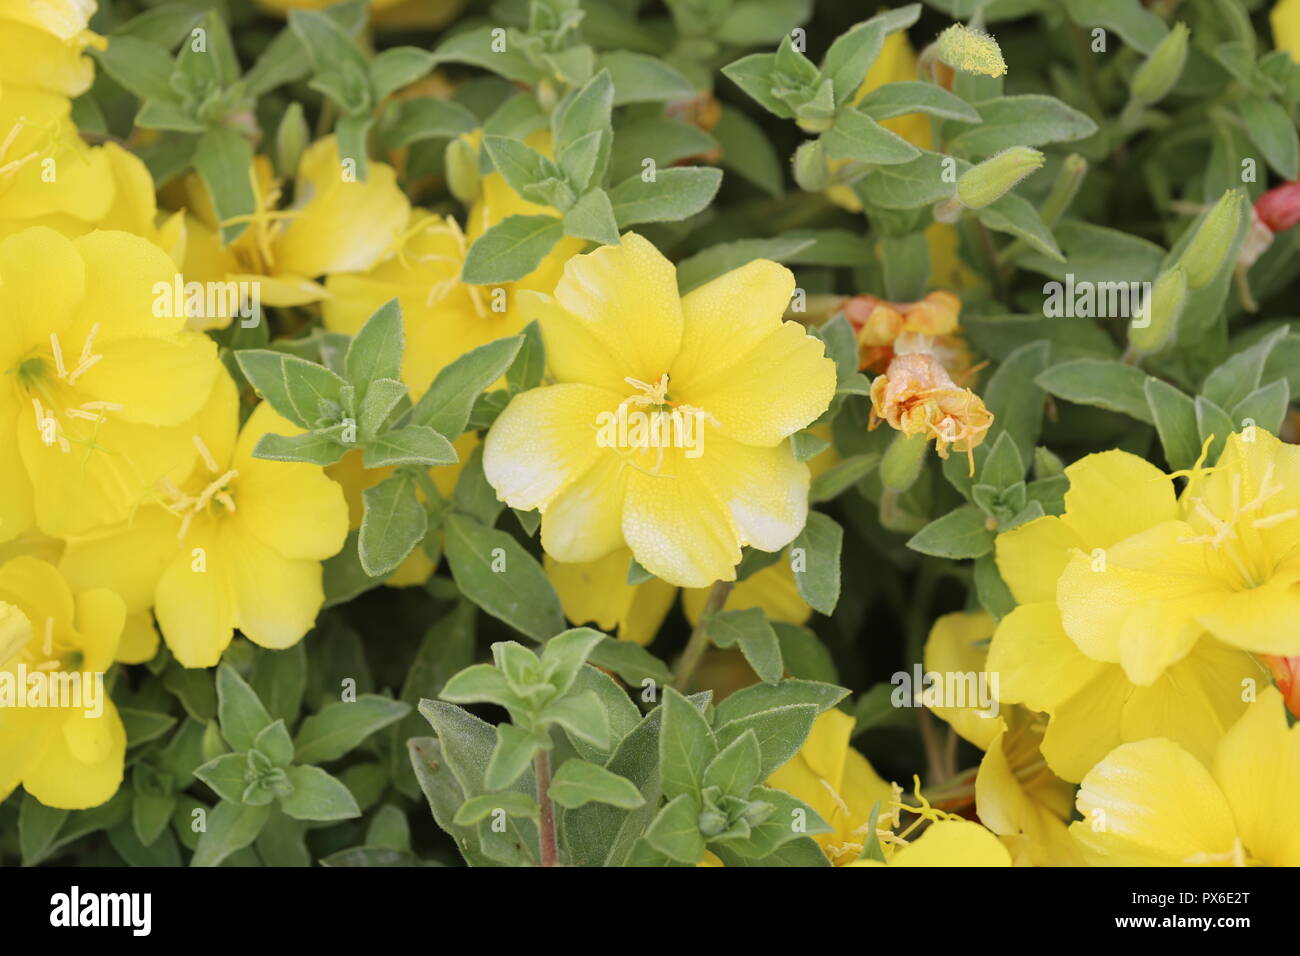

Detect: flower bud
[957,147,1045,209]
[1262,654,1300,719]
[1128,266,1187,354]
[880,431,931,491]
[793,138,830,192]
[1177,189,1243,289]
[1254,180,1300,232]
[445,135,482,204]
[1130,22,1190,107]
[275,101,308,179]
[936,24,1007,78]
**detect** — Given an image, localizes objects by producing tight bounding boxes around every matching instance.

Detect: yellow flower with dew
[0,0,102,98]
[0,226,220,541]
[987,449,1261,782]
[924,610,1082,866]
[766,708,897,866]
[177,136,410,316]
[1056,429,1300,682]
[482,233,837,588]
[1070,687,1300,866]
[0,556,126,810]
[58,370,349,668]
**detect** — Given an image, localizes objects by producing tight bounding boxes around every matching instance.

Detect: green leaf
[359,473,427,577]
[1063,0,1167,54]
[549,759,646,810]
[1145,378,1200,472]
[345,299,403,398]
[660,688,718,801]
[191,801,271,867]
[193,752,249,805]
[857,80,981,124]
[216,663,273,753]
[443,513,565,641]
[1231,379,1290,436]
[483,135,559,197]
[823,107,921,165]
[252,430,347,466]
[358,377,408,438]
[705,608,784,684]
[789,512,842,615]
[553,68,614,154]
[280,766,362,822]
[820,4,922,105]
[907,504,995,558]
[539,690,612,749]
[675,237,814,293]
[193,127,257,245]
[982,341,1049,463]
[236,350,347,429]
[1238,96,1300,180]
[362,425,458,468]
[385,97,480,148]
[978,192,1063,262]
[722,786,830,857]
[485,723,544,791]
[461,215,565,285]
[714,703,818,778]
[293,695,411,764]
[810,453,880,502]
[1201,327,1290,411]
[586,637,674,687]
[254,720,295,768]
[1195,396,1236,462]
[19,794,68,866]
[608,167,723,227]
[713,105,784,197]
[599,51,695,105]
[506,321,545,395]
[92,36,177,101]
[644,793,705,864]
[564,188,621,245]
[949,95,1098,156]
[702,728,763,797]
[722,52,791,118]
[410,335,523,438]
[454,791,540,825]
[370,46,434,100]
[860,152,958,209]
[1035,359,1154,424]
[540,628,606,696]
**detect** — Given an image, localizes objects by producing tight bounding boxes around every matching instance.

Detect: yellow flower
[988,449,1261,782]
[924,611,1082,866]
[1071,687,1300,866]
[1057,430,1300,681]
[0,226,220,541]
[0,0,102,97]
[178,136,410,314]
[546,547,810,647]
[0,556,126,809]
[483,233,837,587]
[846,819,1012,867]
[1272,0,1300,61]
[766,708,896,865]
[58,370,349,668]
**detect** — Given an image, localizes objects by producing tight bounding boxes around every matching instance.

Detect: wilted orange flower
[869,350,992,470]
[845,290,967,374]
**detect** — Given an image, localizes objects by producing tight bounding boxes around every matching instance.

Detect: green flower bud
[1129,266,1187,354]
[936,24,1007,78]
[1130,22,1190,108]
[445,135,481,205]
[793,138,830,191]
[1178,189,1244,289]
[1032,446,1066,480]
[275,102,308,179]
[881,431,930,492]
[957,146,1045,209]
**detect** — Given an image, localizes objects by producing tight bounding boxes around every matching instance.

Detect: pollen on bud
[1130,22,1190,107]
[1178,188,1244,289]
[936,24,1007,78]
[957,146,1045,209]
[1254,180,1300,232]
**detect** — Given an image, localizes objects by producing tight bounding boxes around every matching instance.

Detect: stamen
[193,435,221,474]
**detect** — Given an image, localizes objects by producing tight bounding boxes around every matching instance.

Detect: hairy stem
[535,749,558,867]
[672,579,734,692]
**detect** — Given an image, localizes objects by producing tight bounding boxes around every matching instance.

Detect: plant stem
[672,579,734,692]
[535,749,558,867]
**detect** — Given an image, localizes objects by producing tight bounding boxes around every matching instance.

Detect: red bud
[1262,654,1300,719]
[1254,181,1300,233]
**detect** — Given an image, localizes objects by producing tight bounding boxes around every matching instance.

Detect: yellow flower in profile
[483,234,836,587]
[546,547,811,647]
[988,449,1261,782]
[1057,430,1300,681]
[924,611,1082,866]
[58,371,349,668]
[767,708,896,865]
[0,556,126,810]
[0,226,220,541]
[1071,687,1300,866]
[0,0,102,97]
[178,136,410,315]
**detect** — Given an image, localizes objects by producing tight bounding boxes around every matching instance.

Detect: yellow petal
[692,433,811,554]
[154,521,235,668]
[538,443,629,563]
[889,820,1011,866]
[226,523,324,651]
[71,229,186,339]
[924,610,1000,749]
[1059,449,1178,549]
[986,601,1106,716]
[60,505,178,616]
[683,559,811,626]
[993,514,1082,605]
[21,702,126,810]
[0,225,84,344]
[1213,687,1300,866]
[77,332,219,427]
[73,587,125,673]
[1071,738,1238,866]
[1197,572,1300,656]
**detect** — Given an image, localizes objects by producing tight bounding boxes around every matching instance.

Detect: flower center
[1180,463,1296,589]
[10,325,120,455]
[16,617,80,673]
[157,435,239,541]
